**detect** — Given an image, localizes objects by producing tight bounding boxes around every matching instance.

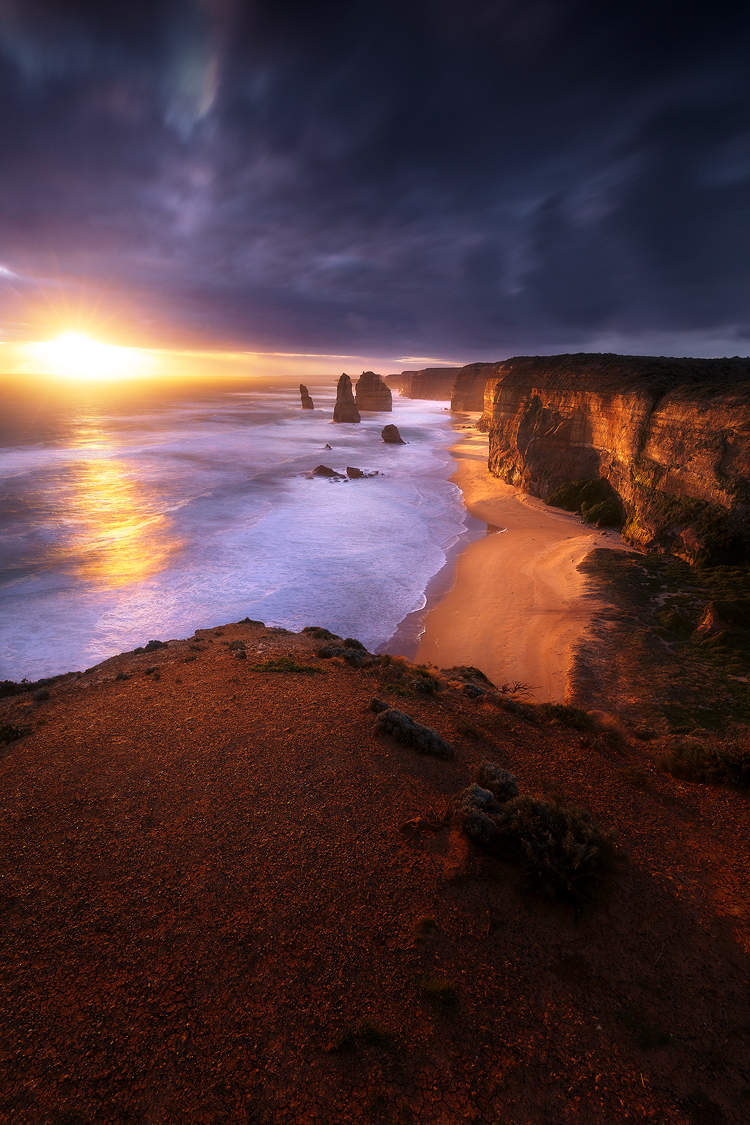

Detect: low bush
[476,760,519,803]
[373,708,454,759]
[453,763,612,906]
[249,657,321,674]
[539,703,597,731]
[657,738,750,788]
[446,665,493,685]
[495,795,613,905]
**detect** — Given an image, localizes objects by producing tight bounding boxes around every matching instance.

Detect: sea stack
[355,371,392,412]
[299,384,314,409]
[332,374,361,423]
[381,424,405,444]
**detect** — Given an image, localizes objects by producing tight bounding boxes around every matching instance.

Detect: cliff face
[482,354,750,562]
[450,363,501,412]
[390,367,461,400]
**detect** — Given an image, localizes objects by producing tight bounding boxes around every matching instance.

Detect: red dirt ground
[0,622,748,1124]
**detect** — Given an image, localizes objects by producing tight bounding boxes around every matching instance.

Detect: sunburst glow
[23,332,153,380]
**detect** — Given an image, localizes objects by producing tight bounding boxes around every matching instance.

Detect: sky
[1,0,750,370]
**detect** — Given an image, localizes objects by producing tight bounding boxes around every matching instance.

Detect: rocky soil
[0,623,748,1124]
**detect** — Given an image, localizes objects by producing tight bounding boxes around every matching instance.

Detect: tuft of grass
[539,702,597,731]
[413,973,459,1012]
[302,625,339,640]
[0,723,32,745]
[382,681,414,697]
[249,657,322,674]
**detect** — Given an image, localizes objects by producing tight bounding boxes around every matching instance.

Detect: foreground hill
[0,622,748,1124]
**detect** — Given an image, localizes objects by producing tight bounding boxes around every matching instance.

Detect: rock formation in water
[346,466,379,478]
[479,353,750,563]
[312,465,345,479]
[299,384,314,409]
[381,424,405,444]
[355,371,392,411]
[387,367,461,400]
[332,374,361,423]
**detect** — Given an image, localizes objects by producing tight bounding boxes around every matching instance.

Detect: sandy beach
[415,425,628,701]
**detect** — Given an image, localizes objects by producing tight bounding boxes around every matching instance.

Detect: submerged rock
[333,374,361,423]
[299,384,315,409]
[381,424,405,444]
[355,371,392,412]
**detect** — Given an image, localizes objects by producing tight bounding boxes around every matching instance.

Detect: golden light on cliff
[22,332,153,380]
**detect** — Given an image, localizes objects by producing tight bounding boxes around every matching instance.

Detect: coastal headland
[1,622,748,1123]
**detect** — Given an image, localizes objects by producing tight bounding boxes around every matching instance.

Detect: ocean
[0,375,469,682]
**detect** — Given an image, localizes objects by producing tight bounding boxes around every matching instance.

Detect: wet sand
[415,426,627,701]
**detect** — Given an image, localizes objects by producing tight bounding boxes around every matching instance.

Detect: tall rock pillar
[333,374,361,423]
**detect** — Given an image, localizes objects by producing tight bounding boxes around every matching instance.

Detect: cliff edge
[481,353,750,562]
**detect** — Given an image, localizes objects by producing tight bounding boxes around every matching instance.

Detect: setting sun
[23,331,153,380]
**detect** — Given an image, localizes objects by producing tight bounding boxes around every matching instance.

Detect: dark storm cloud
[1,0,749,356]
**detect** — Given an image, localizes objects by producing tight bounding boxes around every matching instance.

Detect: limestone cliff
[299,384,314,409]
[451,363,501,412]
[355,371,392,411]
[481,353,750,562]
[387,367,461,400]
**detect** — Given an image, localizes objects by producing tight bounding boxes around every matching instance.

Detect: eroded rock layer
[299,384,314,409]
[481,353,750,562]
[355,371,392,411]
[332,373,361,423]
[389,367,461,400]
[451,363,502,412]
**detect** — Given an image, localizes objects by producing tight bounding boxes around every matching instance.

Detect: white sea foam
[0,380,466,680]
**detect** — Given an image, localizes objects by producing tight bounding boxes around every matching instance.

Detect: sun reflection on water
[53,456,181,588]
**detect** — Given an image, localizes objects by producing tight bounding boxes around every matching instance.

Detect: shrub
[373,708,454,759]
[249,657,321,674]
[657,738,750,788]
[454,764,612,905]
[455,717,481,739]
[476,760,519,803]
[539,702,597,731]
[446,665,493,685]
[343,637,366,651]
[494,795,613,905]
